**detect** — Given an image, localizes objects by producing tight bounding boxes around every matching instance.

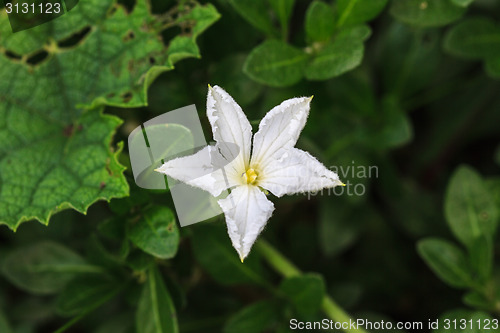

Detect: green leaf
[56,275,122,316]
[443,18,500,79]
[0,311,12,333]
[305,25,371,80]
[136,266,178,333]
[223,300,279,333]
[96,313,134,333]
[165,4,221,65]
[434,309,494,333]
[280,274,326,316]
[485,177,500,209]
[371,97,413,149]
[486,57,500,79]
[336,0,388,27]
[463,291,496,312]
[379,23,441,98]
[209,54,264,106]
[1,0,219,108]
[0,108,128,230]
[1,241,102,295]
[450,0,474,7]
[177,4,221,39]
[126,250,154,273]
[191,224,268,287]
[417,238,472,288]
[445,166,499,248]
[305,1,336,42]
[85,233,128,270]
[269,0,295,37]
[0,0,219,230]
[165,36,200,67]
[390,0,466,27]
[444,18,500,59]
[244,40,308,87]
[128,206,180,260]
[319,199,362,257]
[469,235,492,283]
[227,0,278,36]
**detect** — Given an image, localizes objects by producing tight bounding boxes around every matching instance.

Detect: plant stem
[256,239,300,278]
[256,239,369,333]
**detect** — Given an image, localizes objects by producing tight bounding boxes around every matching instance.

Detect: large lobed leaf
[0,0,220,230]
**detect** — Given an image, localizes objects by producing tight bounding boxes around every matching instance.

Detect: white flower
[156,85,343,261]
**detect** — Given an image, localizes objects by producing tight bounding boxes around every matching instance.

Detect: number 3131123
[5,2,61,14]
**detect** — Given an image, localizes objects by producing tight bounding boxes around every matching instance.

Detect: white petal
[250,97,311,169]
[259,148,343,197]
[156,146,239,197]
[218,185,275,261]
[207,85,252,173]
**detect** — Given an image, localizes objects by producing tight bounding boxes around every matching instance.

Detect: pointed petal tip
[339,181,346,187]
[309,95,314,101]
[238,250,246,263]
[208,84,224,95]
[154,165,168,174]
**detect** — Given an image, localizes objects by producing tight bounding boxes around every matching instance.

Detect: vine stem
[255,239,369,333]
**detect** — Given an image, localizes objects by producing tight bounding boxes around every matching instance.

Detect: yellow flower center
[243,168,259,185]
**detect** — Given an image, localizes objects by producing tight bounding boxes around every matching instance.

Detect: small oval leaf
[244,40,308,87]
[417,238,472,289]
[128,206,180,260]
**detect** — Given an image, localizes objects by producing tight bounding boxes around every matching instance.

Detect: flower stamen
[243,168,258,185]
